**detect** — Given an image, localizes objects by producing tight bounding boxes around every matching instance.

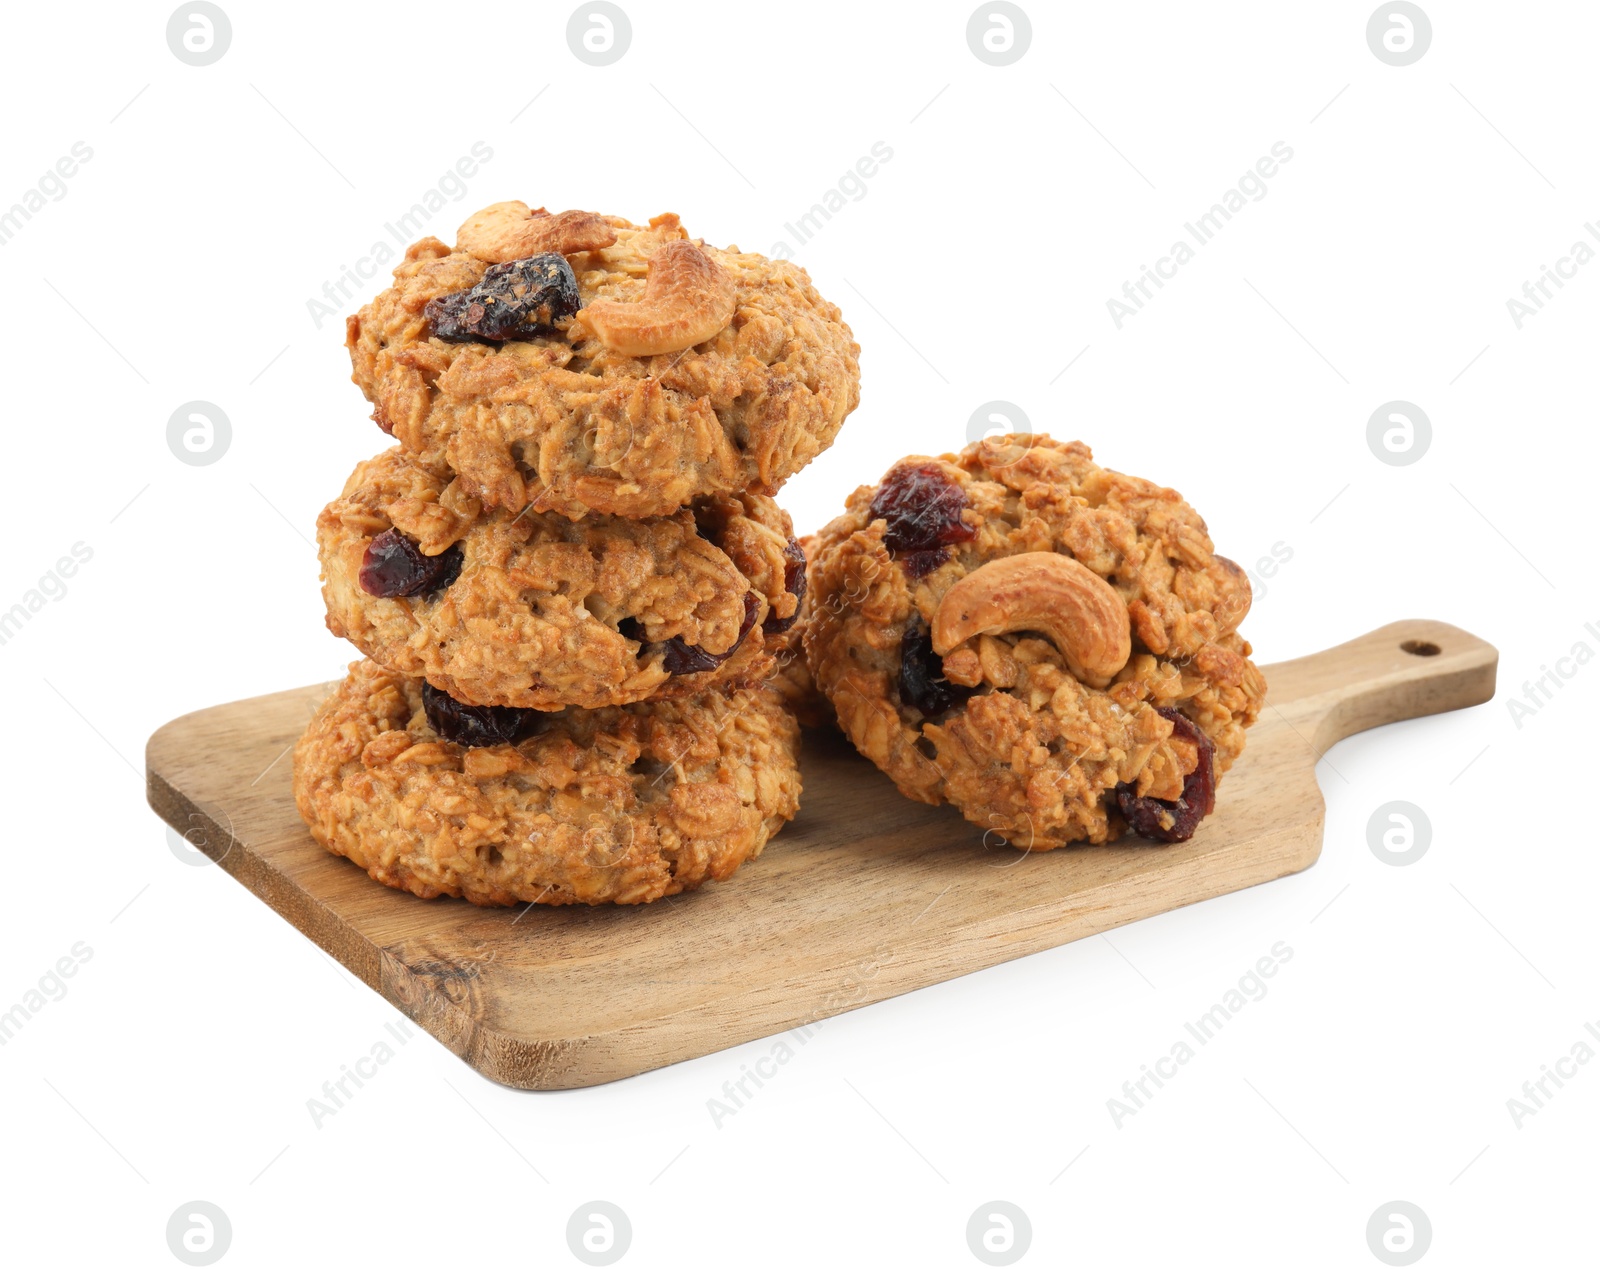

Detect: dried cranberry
[868,464,975,577]
[1115,706,1217,843]
[421,682,542,748]
[897,548,950,581]
[424,253,579,343]
[659,639,721,676]
[359,530,463,598]
[762,539,808,635]
[897,615,975,717]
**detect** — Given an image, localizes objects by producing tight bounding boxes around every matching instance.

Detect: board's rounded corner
[458,1020,632,1092]
[377,948,643,1091]
[145,712,199,773]
[1292,832,1325,873]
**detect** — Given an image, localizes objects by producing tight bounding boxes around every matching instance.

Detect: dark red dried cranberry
[425,253,579,343]
[897,548,951,581]
[421,682,542,748]
[762,539,808,635]
[661,592,760,674]
[897,615,975,717]
[1115,706,1217,843]
[869,464,975,577]
[359,530,463,598]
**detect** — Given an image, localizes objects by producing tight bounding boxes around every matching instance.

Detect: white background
[0,1,1594,1265]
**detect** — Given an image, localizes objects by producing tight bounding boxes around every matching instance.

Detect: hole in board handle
[1401,639,1441,657]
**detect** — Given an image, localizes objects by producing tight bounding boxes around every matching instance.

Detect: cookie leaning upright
[346,202,861,519]
[803,434,1265,850]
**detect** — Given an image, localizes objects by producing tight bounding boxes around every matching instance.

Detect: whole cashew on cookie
[455,201,617,263]
[932,552,1132,688]
[576,240,738,357]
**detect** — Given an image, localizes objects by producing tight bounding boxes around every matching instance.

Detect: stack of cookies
[292,203,860,906]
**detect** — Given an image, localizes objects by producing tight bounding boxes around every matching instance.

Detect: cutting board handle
[1267,619,1498,751]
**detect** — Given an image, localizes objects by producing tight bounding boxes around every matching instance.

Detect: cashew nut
[1211,555,1253,631]
[931,552,1131,688]
[455,201,617,263]
[575,240,737,357]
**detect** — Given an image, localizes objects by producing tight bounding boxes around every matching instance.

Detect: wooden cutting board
[145,620,1495,1090]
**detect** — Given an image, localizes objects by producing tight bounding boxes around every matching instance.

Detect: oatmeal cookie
[804,435,1265,849]
[293,660,803,906]
[318,448,806,710]
[346,205,861,519]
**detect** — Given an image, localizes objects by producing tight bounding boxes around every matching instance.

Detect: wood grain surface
[146,620,1496,1090]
